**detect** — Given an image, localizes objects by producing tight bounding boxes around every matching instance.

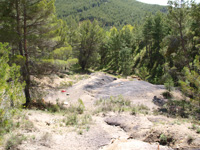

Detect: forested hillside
[55,0,167,28]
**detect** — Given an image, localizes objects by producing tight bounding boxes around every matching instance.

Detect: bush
[131,107,137,115]
[65,114,78,126]
[63,99,85,114]
[80,114,92,125]
[33,58,78,74]
[59,81,73,88]
[135,66,150,81]
[162,91,173,99]
[131,104,149,115]
[179,55,200,107]
[187,135,194,145]
[47,104,60,113]
[0,43,25,136]
[95,96,131,113]
[164,75,174,93]
[5,134,27,150]
[159,133,167,145]
[95,95,150,114]
[161,99,200,118]
[197,128,200,134]
[64,113,92,128]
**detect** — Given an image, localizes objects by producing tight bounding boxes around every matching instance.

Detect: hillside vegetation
[55,0,167,28]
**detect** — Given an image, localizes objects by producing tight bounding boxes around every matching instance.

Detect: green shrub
[5,134,27,150]
[78,130,83,135]
[95,95,151,114]
[80,114,92,125]
[0,43,25,135]
[20,119,35,131]
[68,74,90,83]
[64,113,92,128]
[65,114,78,126]
[162,99,199,118]
[77,99,85,114]
[192,124,197,130]
[95,96,131,113]
[130,104,149,115]
[59,81,73,88]
[179,56,200,107]
[164,75,174,93]
[137,104,149,111]
[47,104,60,113]
[38,58,78,73]
[131,107,137,115]
[197,128,200,134]
[135,66,150,81]
[162,91,173,99]
[159,133,167,145]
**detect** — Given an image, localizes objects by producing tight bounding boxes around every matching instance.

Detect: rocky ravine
[12,73,200,150]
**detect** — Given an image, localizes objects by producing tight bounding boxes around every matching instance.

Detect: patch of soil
[17,111,129,150]
[105,114,153,140]
[100,138,173,150]
[104,114,200,149]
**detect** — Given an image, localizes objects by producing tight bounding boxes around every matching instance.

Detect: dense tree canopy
[55,0,167,29]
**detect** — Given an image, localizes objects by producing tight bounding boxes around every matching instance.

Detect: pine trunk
[23,2,31,106]
[16,0,23,56]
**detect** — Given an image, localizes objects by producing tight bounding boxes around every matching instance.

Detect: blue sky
[137,0,200,5]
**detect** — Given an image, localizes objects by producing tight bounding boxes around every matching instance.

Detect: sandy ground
[5,72,200,150]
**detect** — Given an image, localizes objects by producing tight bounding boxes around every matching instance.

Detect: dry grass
[94,95,150,115]
[5,133,27,150]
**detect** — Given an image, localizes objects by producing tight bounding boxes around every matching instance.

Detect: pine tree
[143,15,153,64]
[179,55,200,107]
[119,47,132,77]
[191,2,200,57]
[166,0,190,66]
[150,13,166,82]
[76,20,103,70]
[120,25,134,49]
[0,0,59,106]
[106,27,121,72]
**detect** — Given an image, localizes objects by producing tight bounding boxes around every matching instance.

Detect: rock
[193,138,200,147]
[158,108,168,113]
[64,101,69,105]
[101,138,173,150]
[131,75,141,80]
[153,96,167,107]
[84,75,116,91]
[105,115,153,140]
[45,121,51,126]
